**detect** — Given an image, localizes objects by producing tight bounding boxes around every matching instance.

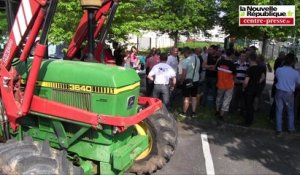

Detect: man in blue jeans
[275,53,300,135]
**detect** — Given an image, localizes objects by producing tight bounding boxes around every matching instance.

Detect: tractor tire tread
[0,138,83,175]
[130,106,178,174]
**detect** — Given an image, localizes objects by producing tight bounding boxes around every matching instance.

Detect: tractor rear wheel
[131,106,178,174]
[0,137,83,175]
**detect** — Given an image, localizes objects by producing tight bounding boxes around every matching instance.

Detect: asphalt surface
[156,120,300,175]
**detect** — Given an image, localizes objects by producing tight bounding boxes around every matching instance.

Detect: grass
[172,101,274,130]
[140,73,300,132]
[138,41,224,55]
[170,89,300,132]
[177,41,223,49]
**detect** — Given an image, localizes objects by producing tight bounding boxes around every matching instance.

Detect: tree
[142,0,219,46]
[48,0,82,44]
[220,0,300,55]
[48,0,150,43]
[0,0,145,44]
[0,0,7,34]
[110,0,149,41]
[0,11,7,34]
[46,0,221,47]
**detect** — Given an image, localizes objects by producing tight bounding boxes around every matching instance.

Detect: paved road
[156,120,300,175]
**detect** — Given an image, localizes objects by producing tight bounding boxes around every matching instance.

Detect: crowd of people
[112,42,300,134]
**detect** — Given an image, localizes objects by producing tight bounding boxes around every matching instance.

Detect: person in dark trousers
[230,50,249,113]
[180,47,201,118]
[202,45,218,106]
[254,54,267,111]
[194,48,204,74]
[145,49,160,96]
[112,42,123,66]
[275,53,300,135]
[243,52,265,126]
[145,48,157,97]
[167,47,179,108]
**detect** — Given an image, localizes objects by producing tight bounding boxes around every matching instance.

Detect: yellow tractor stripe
[21,80,140,95]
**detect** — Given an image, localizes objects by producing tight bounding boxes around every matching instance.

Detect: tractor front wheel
[131,106,178,174]
[0,137,83,175]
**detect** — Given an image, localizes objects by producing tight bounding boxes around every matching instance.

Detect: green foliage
[47,0,220,45]
[38,0,220,45]
[49,0,149,43]
[220,0,299,40]
[178,41,223,48]
[0,11,7,34]
[1,0,298,46]
[111,0,149,41]
[143,0,219,45]
[48,0,82,44]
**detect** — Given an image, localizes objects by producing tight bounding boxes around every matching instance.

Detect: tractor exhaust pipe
[87,9,95,60]
[80,0,102,60]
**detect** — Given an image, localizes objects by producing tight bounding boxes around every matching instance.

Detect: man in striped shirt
[230,51,249,112]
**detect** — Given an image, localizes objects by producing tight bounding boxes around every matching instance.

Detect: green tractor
[0,0,177,174]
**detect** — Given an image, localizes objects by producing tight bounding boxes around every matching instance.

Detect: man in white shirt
[167,47,179,73]
[148,53,176,107]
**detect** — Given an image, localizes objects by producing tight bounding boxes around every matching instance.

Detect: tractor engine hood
[15,59,141,116]
[16,59,140,90]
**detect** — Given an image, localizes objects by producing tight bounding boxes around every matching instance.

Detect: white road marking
[201,133,215,175]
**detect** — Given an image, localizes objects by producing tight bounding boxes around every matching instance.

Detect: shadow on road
[179,119,300,174]
[223,136,300,174]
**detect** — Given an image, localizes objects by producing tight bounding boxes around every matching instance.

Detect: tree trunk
[173,30,179,47]
[261,32,268,57]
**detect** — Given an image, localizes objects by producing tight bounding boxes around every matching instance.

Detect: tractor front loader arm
[1,0,46,69]
[0,0,56,130]
[66,0,114,59]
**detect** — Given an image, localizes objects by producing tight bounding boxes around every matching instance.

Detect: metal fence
[235,38,300,60]
[265,40,300,60]
[136,36,174,51]
[0,0,5,11]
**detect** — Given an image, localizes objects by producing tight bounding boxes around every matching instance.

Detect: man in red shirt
[145,49,161,96]
[146,49,161,71]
